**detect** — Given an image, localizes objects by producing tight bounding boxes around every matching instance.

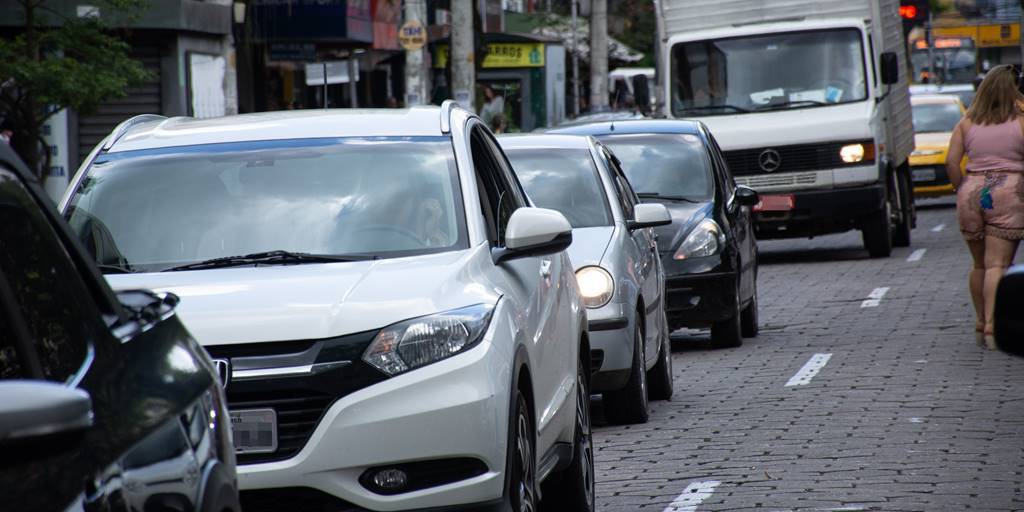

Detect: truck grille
[736,171,820,189]
[724,140,873,176]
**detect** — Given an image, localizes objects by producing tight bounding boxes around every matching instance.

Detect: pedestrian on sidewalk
[945,64,1024,349]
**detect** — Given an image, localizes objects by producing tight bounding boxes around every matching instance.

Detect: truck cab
[660,0,916,257]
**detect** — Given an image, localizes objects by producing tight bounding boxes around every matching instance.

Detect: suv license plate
[753,194,795,212]
[912,168,936,182]
[230,408,277,454]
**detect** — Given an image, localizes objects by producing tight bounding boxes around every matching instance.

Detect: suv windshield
[672,28,868,116]
[66,137,467,273]
[504,148,612,228]
[598,134,714,201]
[912,102,962,133]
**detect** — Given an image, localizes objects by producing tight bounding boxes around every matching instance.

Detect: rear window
[504,148,612,228]
[598,134,714,201]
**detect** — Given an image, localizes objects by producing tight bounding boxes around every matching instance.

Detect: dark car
[0,144,239,511]
[995,265,1024,357]
[550,120,760,347]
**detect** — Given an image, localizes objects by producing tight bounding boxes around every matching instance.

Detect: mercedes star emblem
[758,149,782,173]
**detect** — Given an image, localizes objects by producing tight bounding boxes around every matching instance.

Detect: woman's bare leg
[966,239,986,334]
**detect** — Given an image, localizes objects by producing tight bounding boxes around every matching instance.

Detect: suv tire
[545,357,595,511]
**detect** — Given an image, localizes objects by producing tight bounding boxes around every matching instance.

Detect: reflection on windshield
[599,134,713,200]
[672,29,867,116]
[505,149,611,229]
[911,47,976,84]
[912,103,962,133]
[66,137,466,272]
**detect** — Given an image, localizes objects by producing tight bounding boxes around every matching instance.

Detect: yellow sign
[934,23,1019,48]
[398,20,427,51]
[434,43,545,69]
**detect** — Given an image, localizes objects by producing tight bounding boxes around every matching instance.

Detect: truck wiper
[678,104,750,114]
[162,250,374,272]
[637,192,700,204]
[754,99,827,111]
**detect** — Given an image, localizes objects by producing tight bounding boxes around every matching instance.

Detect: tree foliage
[0,0,151,179]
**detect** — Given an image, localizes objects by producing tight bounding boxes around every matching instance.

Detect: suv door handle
[540,259,552,278]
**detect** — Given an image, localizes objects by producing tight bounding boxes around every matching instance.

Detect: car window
[471,127,520,246]
[599,133,715,201]
[0,166,95,382]
[66,137,468,272]
[706,132,734,199]
[602,148,637,219]
[504,148,613,228]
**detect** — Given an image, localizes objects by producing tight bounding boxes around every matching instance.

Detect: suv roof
[105,105,457,153]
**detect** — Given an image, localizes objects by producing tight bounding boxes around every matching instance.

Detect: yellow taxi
[909,93,967,197]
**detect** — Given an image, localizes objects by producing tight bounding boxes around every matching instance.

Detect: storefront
[433,34,565,131]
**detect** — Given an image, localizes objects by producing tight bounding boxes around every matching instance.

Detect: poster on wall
[188,53,227,118]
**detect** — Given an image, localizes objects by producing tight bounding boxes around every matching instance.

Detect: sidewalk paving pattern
[592,198,1024,511]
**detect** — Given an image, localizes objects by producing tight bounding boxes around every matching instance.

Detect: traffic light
[900,0,929,32]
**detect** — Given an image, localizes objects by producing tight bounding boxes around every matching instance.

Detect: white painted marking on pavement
[785,353,833,387]
[931,223,945,232]
[907,248,927,262]
[909,417,925,423]
[860,287,890,308]
[663,481,721,512]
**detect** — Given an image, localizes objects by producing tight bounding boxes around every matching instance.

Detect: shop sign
[434,42,545,69]
[399,20,427,51]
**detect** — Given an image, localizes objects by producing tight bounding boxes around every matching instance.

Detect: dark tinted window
[505,148,612,228]
[600,134,715,201]
[0,167,93,382]
[472,128,520,246]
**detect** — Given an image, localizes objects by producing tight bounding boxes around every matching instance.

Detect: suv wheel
[544,356,595,511]
[603,320,649,425]
[646,319,674,401]
[507,390,537,512]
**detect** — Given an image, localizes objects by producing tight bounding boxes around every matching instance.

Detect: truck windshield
[671,28,868,117]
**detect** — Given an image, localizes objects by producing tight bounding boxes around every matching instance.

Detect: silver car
[500,134,674,425]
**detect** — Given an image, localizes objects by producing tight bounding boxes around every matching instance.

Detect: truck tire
[863,201,893,258]
[892,169,913,248]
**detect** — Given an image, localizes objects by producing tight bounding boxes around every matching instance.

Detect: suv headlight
[363,304,494,377]
[576,266,614,309]
[673,219,725,260]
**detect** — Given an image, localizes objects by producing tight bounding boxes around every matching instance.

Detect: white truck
[657,0,915,257]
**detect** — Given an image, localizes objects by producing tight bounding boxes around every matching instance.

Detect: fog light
[372,469,408,490]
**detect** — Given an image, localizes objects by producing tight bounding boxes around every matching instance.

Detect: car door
[469,125,572,451]
[706,129,756,302]
[601,147,660,364]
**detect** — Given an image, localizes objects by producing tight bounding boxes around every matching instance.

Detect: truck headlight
[363,304,494,377]
[839,143,866,163]
[576,266,614,309]
[674,219,725,260]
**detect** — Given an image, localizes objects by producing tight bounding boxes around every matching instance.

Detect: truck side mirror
[880,52,899,86]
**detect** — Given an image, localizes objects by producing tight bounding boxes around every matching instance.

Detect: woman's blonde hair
[965,65,1024,125]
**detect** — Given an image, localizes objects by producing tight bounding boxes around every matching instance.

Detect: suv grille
[229,389,335,465]
[723,140,873,176]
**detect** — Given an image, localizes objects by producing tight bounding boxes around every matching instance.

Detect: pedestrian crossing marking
[785,353,832,387]
[663,481,721,512]
[860,287,890,307]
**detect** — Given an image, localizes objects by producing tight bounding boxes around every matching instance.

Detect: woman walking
[946,64,1024,349]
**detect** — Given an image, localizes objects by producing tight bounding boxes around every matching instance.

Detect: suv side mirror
[495,207,573,263]
[628,203,672,230]
[0,381,92,444]
[995,265,1024,357]
[880,52,899,86]
[734,186,760,207]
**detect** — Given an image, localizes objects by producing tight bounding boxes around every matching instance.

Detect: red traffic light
[899,5,917,19]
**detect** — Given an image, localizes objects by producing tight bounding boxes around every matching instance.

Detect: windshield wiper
[754,99,827,111]
[162,250,374,272]
[637,192,701,204]
[97,263,135,274]
[678,104,750,114]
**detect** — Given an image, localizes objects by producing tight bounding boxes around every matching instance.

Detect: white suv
[60,104,594,511]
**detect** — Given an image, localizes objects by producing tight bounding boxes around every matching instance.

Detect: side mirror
[628,203,672,230]
[495,207,573,263]
[734,186,760,207]
[0,381,93,444]
[994,265,1024,357]
[880,52,899,86]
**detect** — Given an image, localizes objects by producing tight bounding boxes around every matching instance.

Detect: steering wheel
[349,224,426,248]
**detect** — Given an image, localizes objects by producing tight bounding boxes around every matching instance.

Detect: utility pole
[571,0,580,116]
[403,0,429,106]
[451,0,475,110]
[589,0,609,112]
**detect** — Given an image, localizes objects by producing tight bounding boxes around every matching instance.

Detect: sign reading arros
[399,20,427,51]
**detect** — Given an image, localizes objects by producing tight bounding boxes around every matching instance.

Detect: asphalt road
[592,197,1024,511]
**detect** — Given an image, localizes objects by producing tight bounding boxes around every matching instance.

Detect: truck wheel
[863,201,893,258]
[603,321,649,425]
[892,169,913,248]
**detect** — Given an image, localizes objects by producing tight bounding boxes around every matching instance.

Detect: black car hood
[644,200,715,254]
